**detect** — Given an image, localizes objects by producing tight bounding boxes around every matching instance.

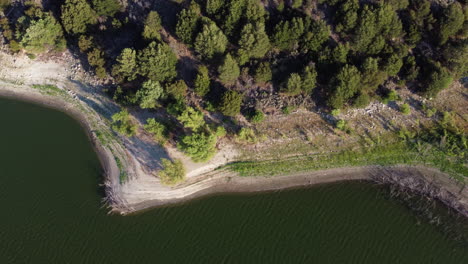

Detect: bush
[178,132,217,162]
[111,110,137,137]
[335,119,346,131]
[352,93,370,108]
[219,90,243,116]
[236,128,258,144]
[159,159,186,185]
[400,103,411,115]
[144,118,167,144]
[282,106,295,115]
[249,109,265,123]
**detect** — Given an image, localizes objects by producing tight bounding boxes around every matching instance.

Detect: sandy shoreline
[1,83,467,217]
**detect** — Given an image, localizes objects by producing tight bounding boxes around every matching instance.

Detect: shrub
[159,158,186,185]
[236,128,258,144]
[249,109,265,123]
[111,110,137,137]
[352,93,370,108]
[400,103,411,115]
[335,119,346,131]
[219,90,243,116]
[144,118,167,144]
[178,132,217,162]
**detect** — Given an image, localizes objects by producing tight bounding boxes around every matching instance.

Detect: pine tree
[282,73,302,96]
[237,22,270,65]
[61,0,97,35]
[142,11,162,40]
[138,42,177,82]
[175,2,200,45]
[328,64,361,109]
[301,65,317,94]
[437,2,464,45]
[194,19,228,59]
[219,90,243,116]
[254,62,272,84]
[218,54,240,84]
[136,80,164,109]
[92,0,121,17]
[194,65,211,97]
[112,48,138,82]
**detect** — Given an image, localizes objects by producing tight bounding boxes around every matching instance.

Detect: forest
[0,0,466,165]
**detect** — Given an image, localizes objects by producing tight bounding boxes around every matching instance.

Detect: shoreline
[0,84,467,217]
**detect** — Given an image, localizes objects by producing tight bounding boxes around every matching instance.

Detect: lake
[0,97,467,263]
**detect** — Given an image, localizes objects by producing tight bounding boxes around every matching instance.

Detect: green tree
[136,80,163,109]
[19,14,66,54]
[176,2,200,45]
[177,107,205,131]
[254,62,272,83]
[111,110,137,137]
[61,0,97,35]
[360,57,387,93]
[194,19,228,59]
[353,5,377,52]
[178,132,217,162]
[301,20,330,52]
[335,0,359,33]
[194,65,211,97]
[92,0,121,17]
[218,54,240,84]
[166,80,188,100]
[328,64,361,109]
[78,35,94,52]
[422,65,453,97]
[87,48,107,78]
[382,54,403,77]
[282,73,302,96]
[401,55,420,82]
[112,48,138,82]
[442,40,468,78]
[437,2,464,45]
[206,0,223,16]
[272,17,305,50]
[158,158,186,185]
[221,0,246,37]
[138,42,177,82]
[237,22,270,65]
[219,90,243,116]
[142,11,162,40]
[301,65,317,94]
[144,118,167,144]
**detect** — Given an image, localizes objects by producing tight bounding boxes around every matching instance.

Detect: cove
[0,97,467,263]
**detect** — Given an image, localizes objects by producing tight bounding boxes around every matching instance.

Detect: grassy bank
[228,122,467,181]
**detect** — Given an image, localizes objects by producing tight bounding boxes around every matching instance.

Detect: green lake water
[0,97,467,263]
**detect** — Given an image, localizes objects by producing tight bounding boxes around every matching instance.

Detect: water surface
[0,97,467,263]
